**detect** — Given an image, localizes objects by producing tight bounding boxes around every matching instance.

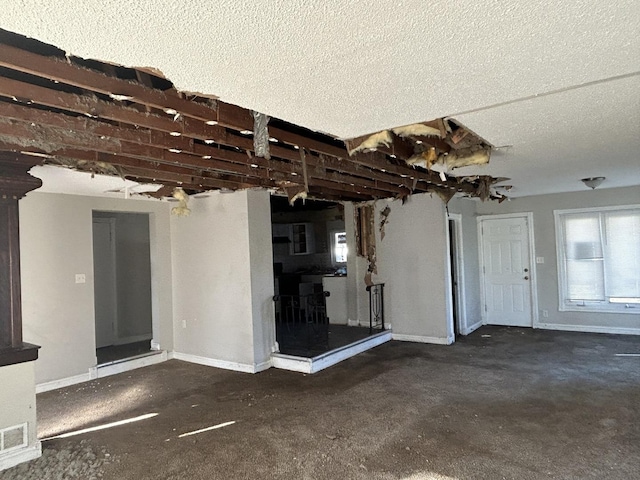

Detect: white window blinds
[557,206,640,310]
[604,211,640,300]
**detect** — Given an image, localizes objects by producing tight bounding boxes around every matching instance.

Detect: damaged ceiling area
[0,30,508,205]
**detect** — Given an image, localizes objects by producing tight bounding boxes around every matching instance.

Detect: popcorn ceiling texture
[1,1,639,197]
[1,1,638,139]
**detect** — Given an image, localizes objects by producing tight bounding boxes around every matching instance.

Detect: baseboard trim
[461,321,483,336]
[0,441,41,471]
[93,351,167,378]
[392,333,453,345]
[535,322,640,336]
[36,373,93,394]
[271,354,312,374]
[38,351,167,393]
[170,352,262,373]
[272,330,393,374]
[254,360,272,373]
[310,331,392,373]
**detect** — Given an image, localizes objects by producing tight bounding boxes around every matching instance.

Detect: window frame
[330,230,348,266]
[554,204,640,314]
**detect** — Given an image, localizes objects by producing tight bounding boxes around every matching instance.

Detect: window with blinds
[555,206,640,313]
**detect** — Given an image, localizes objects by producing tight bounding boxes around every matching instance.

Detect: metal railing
[366,283,385,334]
[273,291,330,356]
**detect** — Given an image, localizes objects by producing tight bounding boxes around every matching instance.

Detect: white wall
[0,362,39,470]
[346,193,453,343]
[469,185,640,334]
[19,192,174,384]
[247,190,277,366]
[171,189,275,370]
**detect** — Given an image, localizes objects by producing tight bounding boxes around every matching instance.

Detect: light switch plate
[75,274,86,284]
[536,257,544,264]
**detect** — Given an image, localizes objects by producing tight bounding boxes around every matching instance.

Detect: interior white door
[480,216,533,327]
[93,218,117,348]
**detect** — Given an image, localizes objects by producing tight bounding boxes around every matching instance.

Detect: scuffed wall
[19,192,174,384]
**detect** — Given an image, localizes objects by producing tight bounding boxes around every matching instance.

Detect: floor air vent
[0,423,27,452]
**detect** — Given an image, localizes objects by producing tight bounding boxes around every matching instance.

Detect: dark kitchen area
[271,196,369,356]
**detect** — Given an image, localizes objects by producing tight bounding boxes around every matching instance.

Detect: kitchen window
[554,205,640,313]
[332,231,348,264]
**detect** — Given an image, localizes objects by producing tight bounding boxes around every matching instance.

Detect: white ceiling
[30,165,163,200]
[2,1,639,197]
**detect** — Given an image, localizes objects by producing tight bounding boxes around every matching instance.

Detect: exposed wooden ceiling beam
[0,43,235,126]
[0,99,411,198]
[0,122,396,201]
[0,37,491,202]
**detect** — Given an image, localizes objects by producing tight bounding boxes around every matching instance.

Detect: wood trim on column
[0,151,42,366]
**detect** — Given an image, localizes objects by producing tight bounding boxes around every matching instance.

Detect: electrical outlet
[75,274,86,284]
[182,319,187,329]
[536,257,545,264]
[542,309,549,318]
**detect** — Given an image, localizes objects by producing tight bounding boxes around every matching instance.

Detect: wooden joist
[0,35,491,201]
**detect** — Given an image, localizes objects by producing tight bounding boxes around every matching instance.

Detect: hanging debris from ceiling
[379,205,391,240]
[279,181,307,205]
[345,118,505,201]
[411,145,491,172]
[345,130,393,156]
[171,187,191,216]
[392,120,445,139]
[47,157,122,179]
[355,204,377,286]
[252,111,271,160]
[457,175,509,202]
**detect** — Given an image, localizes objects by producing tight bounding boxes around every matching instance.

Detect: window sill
[0,343,40,367]
[560,305,640,315]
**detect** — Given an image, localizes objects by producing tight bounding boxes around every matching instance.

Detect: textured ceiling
[1,1,639,197]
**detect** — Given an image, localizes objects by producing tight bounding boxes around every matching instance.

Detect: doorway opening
[270,196,374,357]
[92,211,153,365]
[447,214,465,338]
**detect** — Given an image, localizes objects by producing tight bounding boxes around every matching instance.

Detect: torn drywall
[379,205,391,240]
[280,182,307,205]
[252,111,271,160]
[346,130,393,156]
[392,122,443,139]
[355,204,377,285]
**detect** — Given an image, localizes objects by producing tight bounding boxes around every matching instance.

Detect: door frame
[446,213,468,335]
[477,212,539,328]
[92,210,158,352]
[93,217,118,347]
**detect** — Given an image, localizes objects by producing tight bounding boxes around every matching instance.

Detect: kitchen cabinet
[290,223,315,255]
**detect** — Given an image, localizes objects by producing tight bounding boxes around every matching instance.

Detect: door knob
[524,268,529,272]
[524,276,529,280]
